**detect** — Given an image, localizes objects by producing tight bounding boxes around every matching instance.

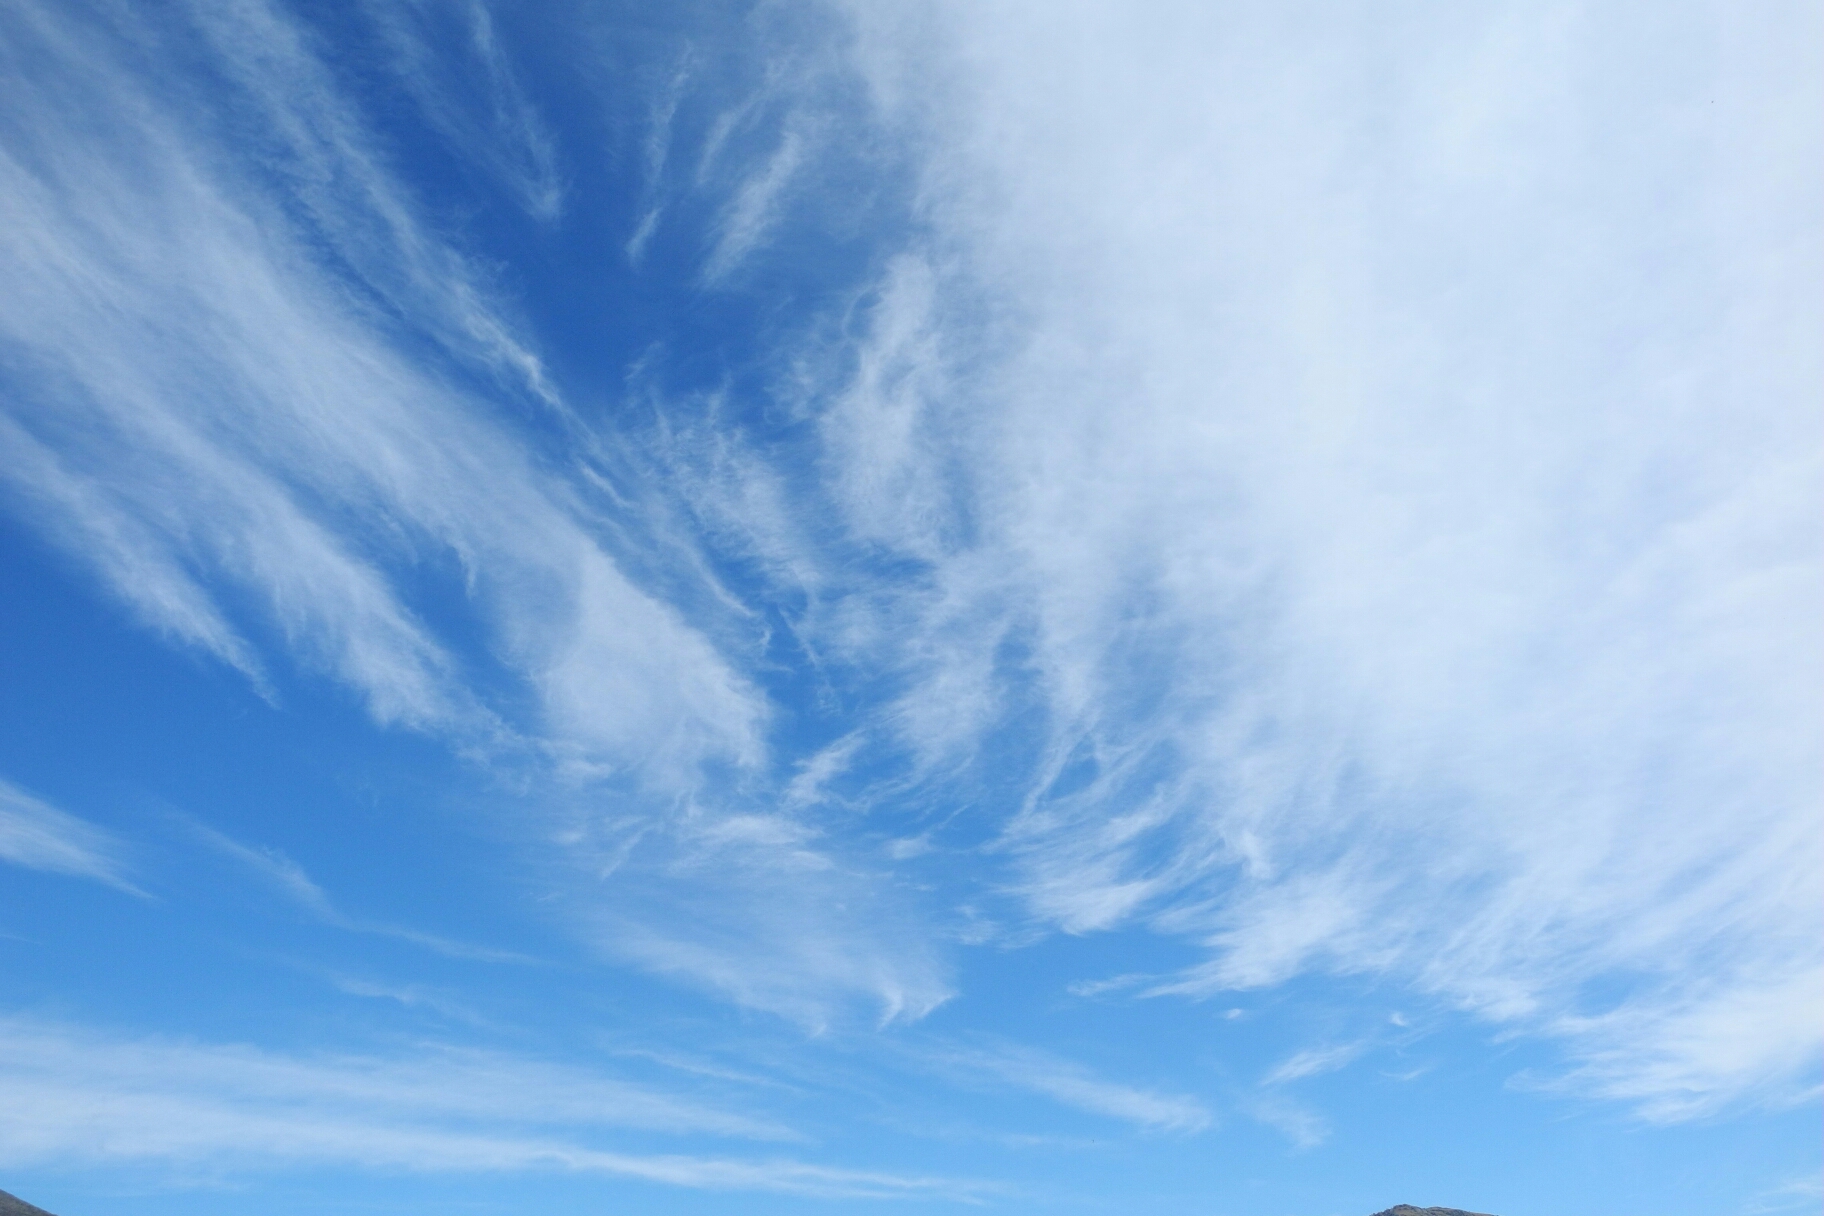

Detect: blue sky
[0,2,1819,1214]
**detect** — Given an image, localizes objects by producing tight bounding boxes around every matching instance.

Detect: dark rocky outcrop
[0,1189,57,1216]
[1371,1208,1497,1216]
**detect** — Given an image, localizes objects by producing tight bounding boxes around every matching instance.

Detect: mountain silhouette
[1371,1207,1498,1216]
[0,1190,57,1216]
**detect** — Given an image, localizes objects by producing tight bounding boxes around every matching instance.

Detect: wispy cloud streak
[0,1017,984,1198]
[0,779,138,894]
[703,125,807,283]
[1262,1042,1367,1087]
[359,0,566,221]
[924,1040,1210,1133]
[185,820,530,963]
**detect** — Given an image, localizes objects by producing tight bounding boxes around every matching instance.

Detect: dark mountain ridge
[0,1190,56,1216]
[1371,1207,1498,1216]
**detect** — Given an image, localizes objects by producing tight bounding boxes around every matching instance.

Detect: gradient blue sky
[0,3,1819,1214]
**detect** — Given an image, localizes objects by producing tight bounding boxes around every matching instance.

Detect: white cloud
[703,125,807,283]
[1244,1094,1330,1150]
[0,0,973,1029]
[358,0,566,221]
[1743,1175,1824,1215]
[0,779,138,894]
[0,1017,981,1198]
[185,820,338,919]
[0,1016,782,1143]
[804,0,1824,1115]
[1262,1042,1368,1087]
[783,733,862,810]
[623,49,698,264]
[0,416,269,687]
[0,93,750,750]
[176,0,563,407]
[561,806,953,1030]
[1536,963,1824,1122]
[3,0,1817,1129]
[184,819,531,964]
[323,974,485,1025]
[924,1040,1210,1133]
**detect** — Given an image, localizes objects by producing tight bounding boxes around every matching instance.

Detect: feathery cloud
[0,1016,985,1199]
[0,779,138,894]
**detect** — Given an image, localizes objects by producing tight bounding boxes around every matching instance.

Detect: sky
[0,2,1818,1214]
